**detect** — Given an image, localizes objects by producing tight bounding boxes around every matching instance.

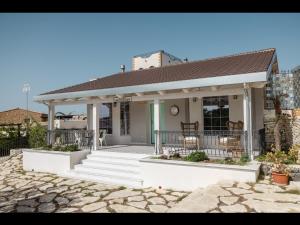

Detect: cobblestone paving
[168,177,300,213]
[1,154,300,213]
[0,154,189,213]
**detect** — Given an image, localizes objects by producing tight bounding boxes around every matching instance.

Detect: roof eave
[34,71,267,103]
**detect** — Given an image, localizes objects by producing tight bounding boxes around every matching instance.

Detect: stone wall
[263,109,300,151]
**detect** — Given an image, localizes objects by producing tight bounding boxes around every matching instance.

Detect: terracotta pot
[272,172,289,185]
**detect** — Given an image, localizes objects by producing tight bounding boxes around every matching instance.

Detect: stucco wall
[164,99,188,131]
[130,102,148,144]
[229,95,244,123]
[132,52,160,70]
[252,88,265,131]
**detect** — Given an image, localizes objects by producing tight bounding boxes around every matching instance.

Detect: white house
[31,48,278,189]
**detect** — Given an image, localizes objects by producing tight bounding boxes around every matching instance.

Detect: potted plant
[265,148,290,185]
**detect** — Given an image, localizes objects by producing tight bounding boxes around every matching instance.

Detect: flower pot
[272,172,289,185]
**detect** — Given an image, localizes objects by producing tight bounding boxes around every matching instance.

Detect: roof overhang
[34,71,267,103]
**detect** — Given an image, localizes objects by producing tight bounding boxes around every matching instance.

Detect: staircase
[64,151,149,188]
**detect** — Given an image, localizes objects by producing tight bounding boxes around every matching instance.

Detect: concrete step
[86,154,142,165]
[74,164,140,178]
[64,170,143,188]
[81,160,140,172]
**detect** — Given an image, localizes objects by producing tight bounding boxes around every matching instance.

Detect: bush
[28,123,47,148]
[184,151,208,162]
[239,154,250,163]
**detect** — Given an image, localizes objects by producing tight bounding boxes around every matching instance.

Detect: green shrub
[184,151,208,162]
[239,154,250,163]
[62,144,79,152]
[28,123,47,148]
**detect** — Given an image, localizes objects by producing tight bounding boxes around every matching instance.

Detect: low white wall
[22,149,90,174]
[140,157,260,191]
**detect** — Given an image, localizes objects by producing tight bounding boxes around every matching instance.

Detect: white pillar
[154,99,161,154]
[86,104,93,130]
[243,84,253,160]
[48,104,55,145]
[92,103,100,150]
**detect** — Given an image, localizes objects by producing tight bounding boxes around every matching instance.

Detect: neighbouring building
[54,112,87,129]
[0,108,48,126]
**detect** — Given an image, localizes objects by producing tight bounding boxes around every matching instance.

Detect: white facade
[132,50,182,71]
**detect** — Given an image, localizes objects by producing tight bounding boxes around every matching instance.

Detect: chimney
[120,64,125,72]
[183,58,188,62]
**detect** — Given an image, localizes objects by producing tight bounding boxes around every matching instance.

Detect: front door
[150,103,165,144]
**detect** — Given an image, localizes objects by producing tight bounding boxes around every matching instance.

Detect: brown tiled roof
[0,108,47,125]
[42,48,276,95]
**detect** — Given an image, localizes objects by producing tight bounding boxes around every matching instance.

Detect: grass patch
[118,186,126,190]
[176,194,188,202]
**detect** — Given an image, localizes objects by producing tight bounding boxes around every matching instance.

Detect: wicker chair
[218,120,244,156]
[180,121,200,150]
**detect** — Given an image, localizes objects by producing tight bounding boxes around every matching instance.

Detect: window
[120,102,130,135]
[203,96,229,131]
[100,103,112,134]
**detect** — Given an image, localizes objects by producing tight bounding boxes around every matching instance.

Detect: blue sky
[0,13,300,114]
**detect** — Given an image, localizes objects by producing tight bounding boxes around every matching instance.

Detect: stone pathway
[168,177,300,213]
[1,154,300,213]
[0,154,189,213]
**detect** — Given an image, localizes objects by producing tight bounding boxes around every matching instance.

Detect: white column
[154,99,161,154]
[92,103,100,150]
[48,104,55,145]
[86,104,93,130]
[243,84,253,160]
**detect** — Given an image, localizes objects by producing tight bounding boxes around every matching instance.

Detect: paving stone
[127,201,147,209]
[148,197,166,205]
[38,202,56,213]
[0,199,17,207]
[127,196,144,202]
[92,207,110,213]
[0,204,15,213]
[217,180,235,188]
[57,179,82,186]
[168,188,218,213]
[143,192,158,198]
[39,176,55,182]
[15,180,31,189]
[243,192,300,203]
[243,199,300,212]
[18,199,39,207]
[27,190,44,199]
[167,201,176,208]
[68,196,100,207]
[38,183,54,191]
[39,193,57,203]
[51,178,66,184]
[46,186,69,194]
[55,207,79,213]
[62,188,82,195]
[253,184,285,193]
[87,184,119,191]
[109,204,148,213]
[16,206,35,213]
[237,182,252,190]
[143,187,156,193]
[104,189,141,200]
[226,187,254,195]
[64,192,86,200]
[220,196,239,205]
[92,191,109,197]
[108,198,125,204]
[162,194,178,202]
[0,186,14,192]
[170,192,188,197]
[81,202,107,212]
[81,189,95,195]
[220,204,248,213]
[55,197,69,206]
[155,189,169,194]
[206,185,232,197]
[148,204,169,213]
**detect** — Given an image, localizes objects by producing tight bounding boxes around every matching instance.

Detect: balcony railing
[47,129,94,150]
[154,129,265,159]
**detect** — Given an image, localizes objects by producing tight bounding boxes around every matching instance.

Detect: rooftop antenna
[120,64,125,72]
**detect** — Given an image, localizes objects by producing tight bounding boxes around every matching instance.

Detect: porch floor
[95,145,154,155]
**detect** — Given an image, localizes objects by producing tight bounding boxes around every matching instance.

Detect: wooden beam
[136,92,144,97]
[158,90,165,95]
[182,88,190,93]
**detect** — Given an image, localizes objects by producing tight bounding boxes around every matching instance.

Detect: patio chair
[180,121,200,150]
[74,131,82,147]
[218,121,244,157]
[99,129,107,147]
